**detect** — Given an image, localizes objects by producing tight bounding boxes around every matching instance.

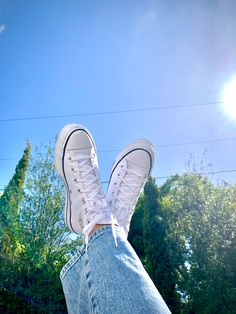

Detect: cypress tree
[0,143,31,258]
[0,144,31,312]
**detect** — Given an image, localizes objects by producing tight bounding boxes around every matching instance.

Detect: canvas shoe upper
[55,124,117,245]
[106,139,154,236]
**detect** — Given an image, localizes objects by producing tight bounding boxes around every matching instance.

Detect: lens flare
[223,76,236,119]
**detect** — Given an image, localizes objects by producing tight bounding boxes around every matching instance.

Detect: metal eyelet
[77,189,81,192]
[71,167,74,172]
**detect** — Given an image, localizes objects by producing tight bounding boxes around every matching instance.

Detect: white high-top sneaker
[106,139,154,236]
[55,124,117,245]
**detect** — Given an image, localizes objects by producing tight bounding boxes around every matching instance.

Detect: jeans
[60,226,171,314]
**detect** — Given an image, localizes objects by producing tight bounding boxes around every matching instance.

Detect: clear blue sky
[0,0,236,190]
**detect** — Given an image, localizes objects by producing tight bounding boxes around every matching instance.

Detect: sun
[223,76,236,119]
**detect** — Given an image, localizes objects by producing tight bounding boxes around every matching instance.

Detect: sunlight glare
[223,76,236,119]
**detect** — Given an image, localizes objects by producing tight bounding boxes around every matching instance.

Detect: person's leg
[61,225,171,314]
[60,244,92,314]
[56,124,170,313]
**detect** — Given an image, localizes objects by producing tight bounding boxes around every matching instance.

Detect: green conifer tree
[0,143,31,259]
[0,144,31,312]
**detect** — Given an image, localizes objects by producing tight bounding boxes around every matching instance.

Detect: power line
[0,101,223,123]
[99,137,236,153]
[0,136,235,160]
[156,137,236,148]
[0,168,235,191]
[101,169,236,184]
[0,157,19,161]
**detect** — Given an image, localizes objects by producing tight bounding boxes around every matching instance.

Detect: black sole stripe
[108,148,153,187]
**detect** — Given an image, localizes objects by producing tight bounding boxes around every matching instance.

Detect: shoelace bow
[70,154,117,248]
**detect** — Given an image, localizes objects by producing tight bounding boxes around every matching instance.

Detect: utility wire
[0,168,235,191]
[0,157,19,161]
[0,136,235,160]
[101,169,236,184]
[99,137,236,153]
[0,101,223,123]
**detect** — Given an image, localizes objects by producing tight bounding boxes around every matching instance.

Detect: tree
[0,143,30,257]
[0,143,31,313]
[1,143,235,313]
[128,194,145,261]
[129,177,183,313]
[0,144,83,313]
[17,144,83,313]
[142,177,182,313]
[163,174,236,314]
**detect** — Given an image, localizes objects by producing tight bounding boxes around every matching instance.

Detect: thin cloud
[144,2,157,23]
[0,24,5,34]
[144,0,158,21]
[135,0,158,37]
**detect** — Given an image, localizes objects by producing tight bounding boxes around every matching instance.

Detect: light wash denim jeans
[60,226,171,314]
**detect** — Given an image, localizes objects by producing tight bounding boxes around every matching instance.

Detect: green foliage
[143,177,182,313]
[0,144,235,313]
[20,145,80,266]
[130,177,184,313]
[163,174,236,314]
[0,143,31,312]
[0,144,82,313]
[0,143,30,257]
[129,173,236,314]
[128,194,145,261]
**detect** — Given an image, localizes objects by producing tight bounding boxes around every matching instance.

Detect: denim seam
[84,254,98,313]
[60,226,123,279]
[60,246,86,280]
[83,257,95,314]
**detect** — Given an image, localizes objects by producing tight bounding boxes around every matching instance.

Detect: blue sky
[0,0,236,191]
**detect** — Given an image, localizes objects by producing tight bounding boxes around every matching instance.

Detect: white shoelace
[70,154,117,248]
[112,167,148,234]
